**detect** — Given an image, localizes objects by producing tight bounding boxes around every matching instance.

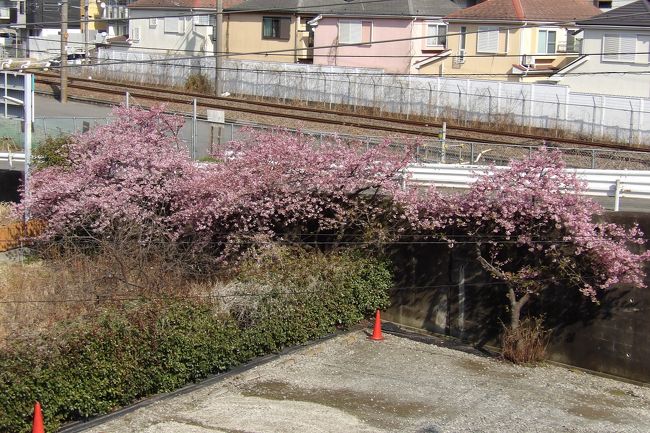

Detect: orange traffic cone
[369,309,384,341]
[32,401,44,433]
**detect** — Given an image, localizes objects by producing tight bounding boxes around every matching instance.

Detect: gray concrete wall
[384,211,650,383]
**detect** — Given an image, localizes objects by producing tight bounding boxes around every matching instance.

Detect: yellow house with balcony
[415,0,601,82]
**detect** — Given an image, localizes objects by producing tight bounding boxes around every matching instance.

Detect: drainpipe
[410,17,416,74]
[294,14,298,63]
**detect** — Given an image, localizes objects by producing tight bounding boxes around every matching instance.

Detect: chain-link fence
[92,49,650,146]
[1,114,648,170]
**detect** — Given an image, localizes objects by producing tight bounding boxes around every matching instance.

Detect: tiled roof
[445,0,601,22]
[577,0,650,26]
[129,0,243,9]
[225,0,461,17]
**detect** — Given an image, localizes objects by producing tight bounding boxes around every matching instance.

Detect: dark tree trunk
[507,288,530,330]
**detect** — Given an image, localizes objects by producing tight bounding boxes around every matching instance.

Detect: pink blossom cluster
[18,106,649,301]
[446,148,650,300]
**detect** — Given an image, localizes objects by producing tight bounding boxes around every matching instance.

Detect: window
[262,16,290,40]
[129,27,140,42]
[426,23,447,48]
[194,15,211,26]
[338,20,372,44]
[638,35,650,64]
[164,17,184,34]
[149,17,157,28]
[603,33,636,62]
[460,26,467,50]
[598,1,613,8]
[537,30,557,54]
[564,31,581,53]
[477,26,498,53]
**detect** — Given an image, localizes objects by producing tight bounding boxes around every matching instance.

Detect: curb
[57,325,362,432]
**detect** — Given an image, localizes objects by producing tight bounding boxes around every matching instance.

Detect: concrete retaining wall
[384,211,650,383]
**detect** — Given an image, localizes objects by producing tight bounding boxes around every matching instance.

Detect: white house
[126,0,218,55]
[550,0,650,97]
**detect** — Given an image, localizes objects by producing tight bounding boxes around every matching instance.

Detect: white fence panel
[93,49,650,144]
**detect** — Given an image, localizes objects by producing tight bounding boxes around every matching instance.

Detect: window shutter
[603,34,619,60]
[178,17,185,33]
[339,21,350,43]
[637,35,650,64]
[620,34,636,62]
[478,26,498,52]
[130,27,140,41]
[164,17,176,33]
[350,21,361,43]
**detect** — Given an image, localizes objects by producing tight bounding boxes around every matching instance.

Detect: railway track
[34,72,650,153]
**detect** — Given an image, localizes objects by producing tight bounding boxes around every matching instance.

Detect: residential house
[592,0,638,11]
[225,0,475,71]
[550,0,650,97]
[415,0,601,82]
[126,0,242,55]
[95,0,132,37]
[309,0,462,73]
[18,0,85,60]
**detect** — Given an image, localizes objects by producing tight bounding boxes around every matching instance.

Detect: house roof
[445,0,601,22]
[577,0,650,26]
[129,0,243,9]
[225,0,461,17]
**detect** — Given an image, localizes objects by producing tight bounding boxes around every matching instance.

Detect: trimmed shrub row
[0,252,391,433]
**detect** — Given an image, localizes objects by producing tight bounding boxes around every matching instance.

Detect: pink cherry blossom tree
[170,128,414,261]
[449,148,649,330]
[17,105,194,240]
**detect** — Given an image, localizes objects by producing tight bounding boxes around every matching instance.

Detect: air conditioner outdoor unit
[521,54,535,67]
[454,49,466,64]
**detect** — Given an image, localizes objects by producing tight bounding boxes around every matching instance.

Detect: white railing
[0,151,24,168]
[407,163,650,211]
[3,154,648,211]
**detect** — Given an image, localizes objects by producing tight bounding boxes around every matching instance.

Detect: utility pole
[214,0,223,96]
[83,0,89,65]
[60,0,68,103]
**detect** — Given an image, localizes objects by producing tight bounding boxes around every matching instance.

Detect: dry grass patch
[0,202,14,226]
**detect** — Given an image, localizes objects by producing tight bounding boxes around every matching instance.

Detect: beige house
[416,0,601,82]
[223,9,313,63]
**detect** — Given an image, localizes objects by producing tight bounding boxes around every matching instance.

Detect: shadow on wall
[0,170,21,203]
[386,211,650,383]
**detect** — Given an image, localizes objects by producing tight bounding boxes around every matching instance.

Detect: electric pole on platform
[60,0,68,103]
[214,0,223,96]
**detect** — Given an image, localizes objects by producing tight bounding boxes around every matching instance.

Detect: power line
[25,35,650,60]
[20,8,650,59]
[17,0,406,27]
[20,45,650,80]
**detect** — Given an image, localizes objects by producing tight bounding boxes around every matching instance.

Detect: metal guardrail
[0,151,24,168]
[407,164,650,211]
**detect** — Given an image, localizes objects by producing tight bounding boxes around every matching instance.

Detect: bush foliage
[0,250,391,433]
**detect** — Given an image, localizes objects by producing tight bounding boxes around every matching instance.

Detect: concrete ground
[80,330,650,433]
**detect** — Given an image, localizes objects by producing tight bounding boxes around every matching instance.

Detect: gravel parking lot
[82,330,650,433]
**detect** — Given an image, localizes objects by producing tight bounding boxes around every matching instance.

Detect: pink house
[311,0,466,73]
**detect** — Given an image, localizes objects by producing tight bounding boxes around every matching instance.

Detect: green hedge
[0,251,391,433]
